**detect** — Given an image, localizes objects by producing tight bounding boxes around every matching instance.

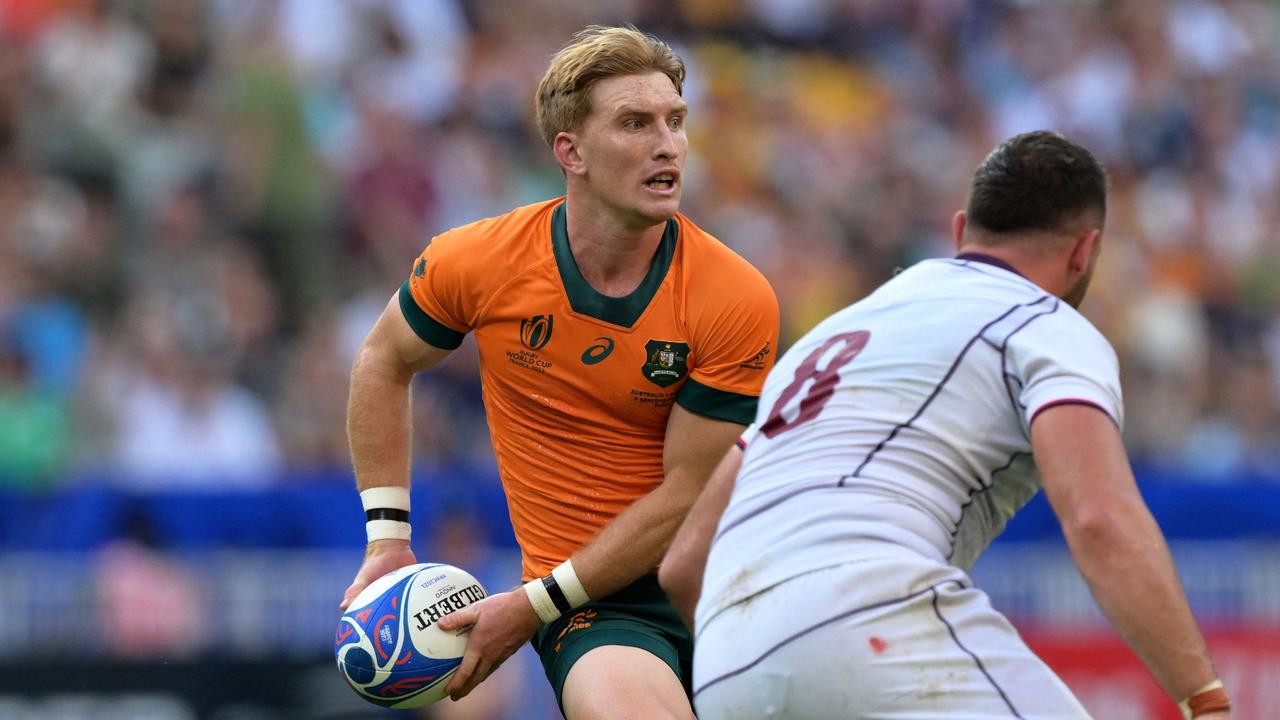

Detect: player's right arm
[340,292,453,610]
[1033,403,1231,720]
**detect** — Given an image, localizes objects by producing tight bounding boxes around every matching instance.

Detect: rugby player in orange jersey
[341,26,779,720]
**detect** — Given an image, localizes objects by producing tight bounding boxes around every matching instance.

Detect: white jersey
[699,254,1123,622]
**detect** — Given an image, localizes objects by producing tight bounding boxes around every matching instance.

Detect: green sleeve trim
[675,378,758,425]
[398,281,466,350]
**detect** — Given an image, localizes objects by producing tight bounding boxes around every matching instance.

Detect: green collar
[551,202,678,328]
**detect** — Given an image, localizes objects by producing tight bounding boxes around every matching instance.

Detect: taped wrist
[523,559,591,624]
[360,487,411,542]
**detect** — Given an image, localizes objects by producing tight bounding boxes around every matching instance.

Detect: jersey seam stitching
[945,450,1033,562]
[997,300,1062,440]
[949,299,1061,562]
[693,579,967,699]
[471,253,561,328]
[838,294,1054,486]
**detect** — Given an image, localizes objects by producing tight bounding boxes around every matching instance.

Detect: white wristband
[524,578,561,624]
[551,560,590,608]
[360,487,411,543]
[366,519,412,542]
[523,560,591,625]
[360,487,410,512]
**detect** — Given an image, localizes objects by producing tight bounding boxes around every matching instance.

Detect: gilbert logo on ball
[335,563,487,708]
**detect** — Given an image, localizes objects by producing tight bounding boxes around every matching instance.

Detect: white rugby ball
[334,563,487,707]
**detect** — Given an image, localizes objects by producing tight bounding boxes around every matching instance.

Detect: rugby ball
[334,563,487,707]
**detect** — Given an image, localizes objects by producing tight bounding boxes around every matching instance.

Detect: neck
[956,243,1070,299]
[564,195,669,297]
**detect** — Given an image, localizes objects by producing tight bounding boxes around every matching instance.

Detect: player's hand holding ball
[437,586,544,700]
[341,538,418,610]
[336,562,489,707]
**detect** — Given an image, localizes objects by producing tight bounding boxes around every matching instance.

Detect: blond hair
[535,25,685,148]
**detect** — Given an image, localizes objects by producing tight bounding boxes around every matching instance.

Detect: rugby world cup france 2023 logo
[520,315,553,351]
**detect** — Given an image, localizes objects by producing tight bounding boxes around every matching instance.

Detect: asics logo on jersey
[519,315,554,351]
[581,337,615,365]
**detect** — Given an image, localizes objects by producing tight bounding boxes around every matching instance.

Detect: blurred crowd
[2,0,1279,492]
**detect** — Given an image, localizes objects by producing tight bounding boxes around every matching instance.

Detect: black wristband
[365,507,410,523]
[542,574,573,615]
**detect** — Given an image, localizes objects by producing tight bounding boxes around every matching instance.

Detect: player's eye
[623,118,645,130]
[669,115,684,130]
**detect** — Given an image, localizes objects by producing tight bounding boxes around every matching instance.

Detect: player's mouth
[643,171,680,194]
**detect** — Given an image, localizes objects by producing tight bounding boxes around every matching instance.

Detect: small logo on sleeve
[519,315,554,351]
[581,337,615,365]
[642,340,690,387]
[739,342,771,370]
[413,257,427,278]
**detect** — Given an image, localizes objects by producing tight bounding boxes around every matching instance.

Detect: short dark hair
[966,131,1107,235]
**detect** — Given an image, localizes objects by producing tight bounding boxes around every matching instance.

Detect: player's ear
[554,132,587,177]
[951,211,967,251]
[1067,227,1101,277]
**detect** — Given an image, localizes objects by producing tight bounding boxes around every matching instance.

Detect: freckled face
[573,72,688,229]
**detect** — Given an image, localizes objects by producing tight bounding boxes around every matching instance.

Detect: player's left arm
[1013,313,1230,718]
[1036,404,1229,718]
[646,253,778,623]
[572,405,745,598]
[437,407,744,701]
[660,441,744,629]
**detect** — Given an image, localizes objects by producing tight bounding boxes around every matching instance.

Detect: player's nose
[653,124,680,160]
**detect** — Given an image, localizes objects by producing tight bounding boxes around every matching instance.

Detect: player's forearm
[572,407,743,599]
[347,345,415,491]
[660,446,742,628]
[1035,405,1222,709]
[1062,497,1218,703]
[572,471,704,599]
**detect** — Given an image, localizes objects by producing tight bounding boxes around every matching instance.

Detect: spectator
[0,317,70,489]
[0,0,1276,486]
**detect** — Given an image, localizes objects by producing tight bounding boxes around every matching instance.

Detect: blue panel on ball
[341,648,377,685]
[410,657,462,675]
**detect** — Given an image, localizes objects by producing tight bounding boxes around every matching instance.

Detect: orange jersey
[402,198,779,580]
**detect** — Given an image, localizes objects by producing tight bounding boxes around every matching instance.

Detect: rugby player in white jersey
[660,132,1230,720]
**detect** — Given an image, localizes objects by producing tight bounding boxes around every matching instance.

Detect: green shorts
[530,573,693,709]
